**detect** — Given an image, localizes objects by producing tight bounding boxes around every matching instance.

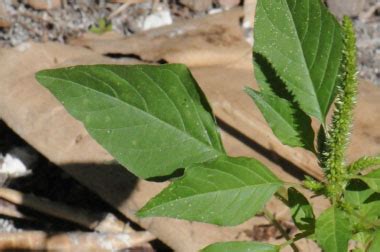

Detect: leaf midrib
[259,0,323,118]
[38,74,223,156]
[141,182,280,214]
[283,0,321,114]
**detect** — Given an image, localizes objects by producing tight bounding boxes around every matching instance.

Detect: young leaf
[138,156,282,226]
[315,206,351,252]
[368,231,380,252]
[357,169,380,193]
[36,64,225,179]
[245,88,314,151]
[288,187,315,231]
[254,0,343,122]
[202,241,278,252]
[352,232,373,252]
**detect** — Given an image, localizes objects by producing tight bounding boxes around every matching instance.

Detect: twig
[108,0,150,20]
[0,231,155,251]
[359,3,380,23]
[0,187,130,233]
[263,208,299,252]
[0,198,32,220]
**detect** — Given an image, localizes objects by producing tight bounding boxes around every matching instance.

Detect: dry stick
[359,3,380,23]
[107,0,151,20]
[0,231,155,251]
[263,208,299,252]
[0,187,138,234]
[0,198,32,220]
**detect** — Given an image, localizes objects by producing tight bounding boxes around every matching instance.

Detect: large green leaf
[36,64,225,179]
[315,206,351,252]
[245,88,314,151]
[288,187,315,231]
[254,0,343,122]
[357,169,380,192]
[202,241,278,252]
[138,156,282,226]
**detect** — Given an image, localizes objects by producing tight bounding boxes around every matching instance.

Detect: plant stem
[263,208,299,252]
[279,231,311,249]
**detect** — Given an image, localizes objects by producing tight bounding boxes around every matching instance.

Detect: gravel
[2,1,378,85]
[355,0,380,85]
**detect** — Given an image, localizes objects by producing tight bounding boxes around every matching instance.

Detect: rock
[326,0,366,18]
[142,3,172,31]
[26,0,61,10]
[179,0,212,12]
[218,0,240,9]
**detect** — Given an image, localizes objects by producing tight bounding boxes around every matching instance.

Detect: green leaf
[352,232,374,252]
[138,156,282,226]
[315,206,351,252]
[345,180,374,206]
[245,88,314,151]
[368,231,380,252]
[288,187,315,231]
[202,241,278,252]
[345,180,380,222]
[254,0,343,122]
[357,169,380,192]
[35,64,225,179]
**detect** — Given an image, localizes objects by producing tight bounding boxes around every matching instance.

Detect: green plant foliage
[357,169,380,193]
[245,88,314,151]
[138,156,282,226]
[320,16,358,202]
[352,232,373,252]
[254,0,343,123]
[348,156,380,174]
[288,187,315,231]
[90,18,112,34]
[34,0,374,249]
[344,180,380,227]
[36,64,225,179]
[315,207,351,252]
[368,231,380,252]
[201,241,278,252]
[247,53,315,151]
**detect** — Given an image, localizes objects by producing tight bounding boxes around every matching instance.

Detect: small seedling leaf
[138,156,282,226]
[315,206,351,252]
[202,241,278,252]
[288,187,315,231]
[36,64,225,179]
